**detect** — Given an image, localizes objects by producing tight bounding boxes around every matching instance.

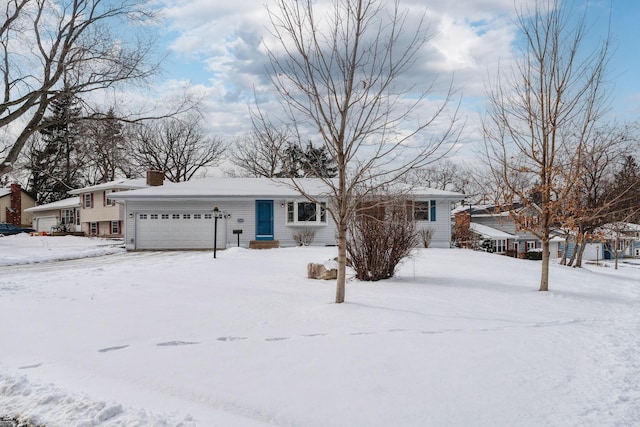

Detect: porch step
[249,240,280,249]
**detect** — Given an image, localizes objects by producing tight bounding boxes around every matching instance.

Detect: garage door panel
[136,213,225,250]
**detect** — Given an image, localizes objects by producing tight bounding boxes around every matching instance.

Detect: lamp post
[213,206,222,258]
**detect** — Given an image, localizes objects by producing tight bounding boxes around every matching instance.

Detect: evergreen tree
[27,88,83,204]
[302,142,338,178]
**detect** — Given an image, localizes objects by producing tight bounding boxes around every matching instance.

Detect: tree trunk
[539,239,550,291]
[335,219,347,303]
[575,242,587,268]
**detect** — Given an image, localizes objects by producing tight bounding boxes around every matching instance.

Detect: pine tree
[302,142,338,178]
[28,88,83,204]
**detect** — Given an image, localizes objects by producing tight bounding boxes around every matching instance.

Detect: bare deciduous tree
[131,114,226,182]
[228,126,297,177]
[0,0,160,176]
[482,0,610,291]
[259,0,461,303]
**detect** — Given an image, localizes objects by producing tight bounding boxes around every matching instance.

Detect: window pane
[287,202,294,223]
[414,201,430,221]
[298,202,316,222]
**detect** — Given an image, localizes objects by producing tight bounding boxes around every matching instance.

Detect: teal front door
[255,200,274,240]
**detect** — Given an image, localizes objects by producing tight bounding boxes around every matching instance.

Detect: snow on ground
[0,234,639,426]
[0,234,125,266]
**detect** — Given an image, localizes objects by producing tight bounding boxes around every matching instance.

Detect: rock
[307,262,337,280]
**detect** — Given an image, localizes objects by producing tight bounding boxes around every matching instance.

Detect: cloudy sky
[149,0,640,162]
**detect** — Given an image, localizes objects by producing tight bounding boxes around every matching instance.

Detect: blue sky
[151,0,639,159]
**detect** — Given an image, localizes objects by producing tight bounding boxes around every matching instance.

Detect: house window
[172,214,180,219]
[61,209,74,225]
[183,214,191,219]
[150,214,158,219]
[413,201,436,222]
[139,214,148,219]
[194,214,202,219]
[161,214,169,219]
[90,222,98,235]
[494,239,506,253]
[105,190,113,206]
[204,213,212,219]
[111,221,119,234]
[84,193,92,208]
[527,241,537,251]
[286,201,327,225]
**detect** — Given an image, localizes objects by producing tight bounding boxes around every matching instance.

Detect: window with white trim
[61,209,74,225]
[90,222,98,235]
[413,200,436,222]
[286,201,327,225]
[111,221,119,234]
[105,189,113,206]
[83,193,92,208]
[494,239,506,253]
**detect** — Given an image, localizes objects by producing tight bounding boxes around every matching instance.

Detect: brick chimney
[6,183,22,225]
[146,170,165,187]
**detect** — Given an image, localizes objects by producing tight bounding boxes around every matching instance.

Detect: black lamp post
[213,206,221,258]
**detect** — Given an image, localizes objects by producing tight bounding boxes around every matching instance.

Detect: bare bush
[293,229,316,246]
[418,228,435,248]
[347,198,418,281]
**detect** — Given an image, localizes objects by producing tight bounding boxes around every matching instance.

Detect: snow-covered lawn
[1,234,639,426]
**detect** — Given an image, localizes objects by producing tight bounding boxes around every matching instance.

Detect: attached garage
[34,216,58,233]
[134,211,225,250]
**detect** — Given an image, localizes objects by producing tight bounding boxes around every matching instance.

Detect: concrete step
[249,240,280,249]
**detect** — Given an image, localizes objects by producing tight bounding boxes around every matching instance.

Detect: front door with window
[255,200,274,240]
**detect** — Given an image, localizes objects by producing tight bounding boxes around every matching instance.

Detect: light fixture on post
[213,206,223,258]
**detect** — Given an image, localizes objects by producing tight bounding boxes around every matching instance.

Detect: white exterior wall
[122,198,337,250]
[416,199,452,248]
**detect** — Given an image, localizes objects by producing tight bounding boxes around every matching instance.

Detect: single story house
[0,183,36,227]
[108,177,464,251]
[25,196,81,233]
[67,174,157,237]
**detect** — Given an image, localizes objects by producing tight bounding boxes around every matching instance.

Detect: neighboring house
[68,172,160,237]
[25,196,81,233]
[0,183,36,227]
[600,222,640,260]
[453,203,559,258]
[108,178,463,251]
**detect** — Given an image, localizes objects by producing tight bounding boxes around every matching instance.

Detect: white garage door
[35,216,58,233]
[135,212,226,250]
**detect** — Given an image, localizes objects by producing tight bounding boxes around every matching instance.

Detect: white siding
[122,199,337,250]
[415,199,452,248]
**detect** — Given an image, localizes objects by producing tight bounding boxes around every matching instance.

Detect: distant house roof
[25,196,80,213]
[469,222,514,240]
[68,178,148,195]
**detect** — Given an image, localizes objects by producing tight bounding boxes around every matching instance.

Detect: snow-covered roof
[108,178,331,200]
[25,196,80,213]
[108,177,466,201]
[0,188,10,198]
[408,186,465,199]
[68,178,148,195]
[469,222,514,239]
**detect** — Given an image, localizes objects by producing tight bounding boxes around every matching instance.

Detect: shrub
[293,228,316,246]
[347,196,418,281]
[418,227,434,248]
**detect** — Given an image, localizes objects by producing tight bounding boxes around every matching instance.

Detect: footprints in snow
[95,320,586,354]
